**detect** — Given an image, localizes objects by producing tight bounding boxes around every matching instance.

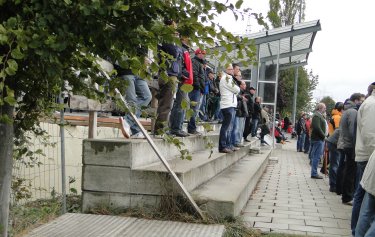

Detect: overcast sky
[216,0,375,102]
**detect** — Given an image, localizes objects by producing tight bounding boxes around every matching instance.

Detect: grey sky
[216,0,375,102]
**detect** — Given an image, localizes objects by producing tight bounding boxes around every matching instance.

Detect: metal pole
[272,40,281,149]
[114,89,205,220]
[292,68,299,126]
[59,91,67,214]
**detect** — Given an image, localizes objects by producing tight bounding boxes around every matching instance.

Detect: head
[207,69,215,80]
[235,71,242,81]
[249,86,256,95]
[334,102,344,112]
[233,63,240,76]
[349,93,366,106]
[180,36,189,46]
[194,48,206,60]
[240,80,246,90]
[225,63,234,75]
[367,82,375,98]
[316,103,326,114]
[255,96,262,104]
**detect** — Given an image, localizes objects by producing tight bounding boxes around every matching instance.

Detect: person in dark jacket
[296,113,307,152]
[310,103,327,179]
[339,93,365,205]
[187,48,206,135]
[243,86,255,142]
[154,19,184,134]
[251,96,262,137]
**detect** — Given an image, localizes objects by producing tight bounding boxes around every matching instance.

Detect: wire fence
[11,119,123,205]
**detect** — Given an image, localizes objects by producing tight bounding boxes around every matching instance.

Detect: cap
[206,68,214,74]
[195,48,206,55]
[249,86,256,90]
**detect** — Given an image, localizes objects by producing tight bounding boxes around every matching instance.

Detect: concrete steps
[192,150,271,218]
[82,131,270,218]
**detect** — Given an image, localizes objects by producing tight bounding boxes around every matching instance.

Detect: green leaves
[180,84,193,93]
[5,59,18,76]
[235,0,243,9]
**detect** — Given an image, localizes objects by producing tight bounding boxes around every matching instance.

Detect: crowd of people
[117,19,274,154]
[294,83,375,236]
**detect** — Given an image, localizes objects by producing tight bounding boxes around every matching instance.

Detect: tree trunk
[0,104,14,237]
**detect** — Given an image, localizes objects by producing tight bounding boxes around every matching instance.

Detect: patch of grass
[9,195,80,237]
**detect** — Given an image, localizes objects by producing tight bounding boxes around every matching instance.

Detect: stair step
[191,149,271,218]
[134,139,258,192]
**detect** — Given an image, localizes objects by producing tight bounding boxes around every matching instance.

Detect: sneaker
[131,132,145,139]
[219,148,233,153]
[311,175,323,179]
[170,130,189,137]
[188,130,202,136]
[231,147,240,151]
[342,200,353,206]
[119,117,131,138]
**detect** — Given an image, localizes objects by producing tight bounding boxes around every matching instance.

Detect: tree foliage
[0,0,257,235]
[320,96,336,117]
[265,0,317,117]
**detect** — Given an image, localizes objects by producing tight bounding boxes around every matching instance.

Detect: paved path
[242,139,352,237]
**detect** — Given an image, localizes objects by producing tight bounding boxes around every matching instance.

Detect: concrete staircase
[81,132,271,218]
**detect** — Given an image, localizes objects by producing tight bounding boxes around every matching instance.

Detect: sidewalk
[242,138,352,236]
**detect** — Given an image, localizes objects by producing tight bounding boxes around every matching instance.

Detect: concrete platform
[192,149,271,218]
[242,137,352,236]
[24,213,225,237]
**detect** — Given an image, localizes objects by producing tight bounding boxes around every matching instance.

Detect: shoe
[342,200,353,206]
[119,117,131,138]
[219,148,233,153]
[170,130,189,137]
[188,130,202,136]
[329,187,336,192]
[311,175,323,179]
[234,144,245,147]
[244,138,250,142]
[131,132,145,139]
[231,147,240,151]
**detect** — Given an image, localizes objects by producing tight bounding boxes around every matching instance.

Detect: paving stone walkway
[242,139,352,237]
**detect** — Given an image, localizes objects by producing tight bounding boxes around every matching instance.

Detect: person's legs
[310,140,324,177]
[155,76,176,133]
[342,148,357,203]
[351,161,368,235]
[304,134,310,152]
[251,118,259,137]
[238,117,245,144]
[355,192,375,237]
[169,83,188,133]
[226,108,236,148]
[243,116,252,140]
[327,142,340,191]
[336,149,345,195]
[231,116,239,146]
[219,107,234,151]
[187,89,201,133]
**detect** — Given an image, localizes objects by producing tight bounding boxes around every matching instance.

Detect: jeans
[251,118,259,137]
[310,140,324,177]
[169,83,189,133]
[327,142,340,189]
[199,94,207,121]
[232,117,245,145]
[342,147,356,203]
[187,89,201,133]
[123,75,152,134]
[297,132,306,151]
[219,107,235,151]
[355,192,375,237]
[352,161,368,235]
[304,134,310,152]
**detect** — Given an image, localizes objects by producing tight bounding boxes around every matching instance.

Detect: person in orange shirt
[328,102,344,135]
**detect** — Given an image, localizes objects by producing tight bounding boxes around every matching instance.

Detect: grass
[9,195,80,237]
[9,196,309,237]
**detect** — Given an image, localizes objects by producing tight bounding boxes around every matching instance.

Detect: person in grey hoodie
[339,93,365,205]
[351,83,375,235]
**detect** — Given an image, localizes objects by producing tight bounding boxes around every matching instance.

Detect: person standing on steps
[218,64,240,153]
